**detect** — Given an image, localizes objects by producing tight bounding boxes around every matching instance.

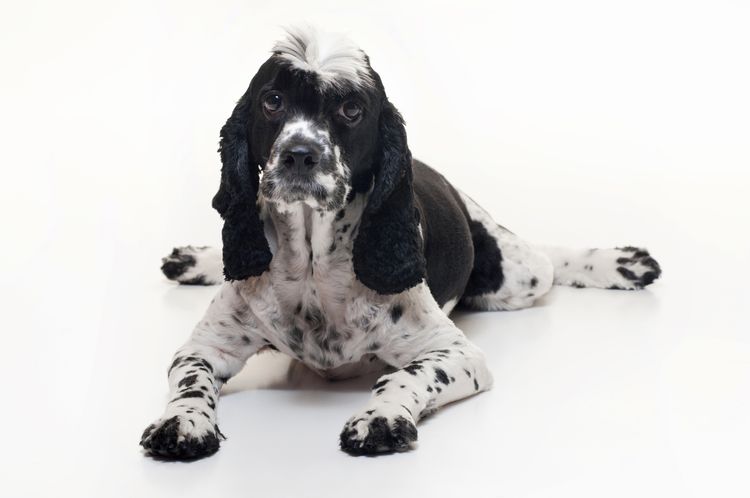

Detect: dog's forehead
[270,26,374,91]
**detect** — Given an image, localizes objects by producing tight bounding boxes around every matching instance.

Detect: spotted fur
[540,245,662,290]
[160,246,223,285]
[145,26,662,460]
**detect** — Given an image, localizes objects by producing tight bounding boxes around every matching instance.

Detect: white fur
[539,246,659,290]
[264,118,323,174]
[272,25,374,90]
[146,194,494,456]
[458,191,555,311]
[441,297,459,315]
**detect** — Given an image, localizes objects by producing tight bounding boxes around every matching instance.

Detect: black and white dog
[142,26,661,459]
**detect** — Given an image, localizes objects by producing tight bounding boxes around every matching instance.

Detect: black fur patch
[177,375,198,388]
[617,267,638,281]
[372,379,389,391]
[213,75,273,281]
[434,368,450,385]
[175,390,204,400]
[409,162,475,306]
[304,307,323,328]
[352,103,426,295]
[390,305,403,323]
[161,250,195,280]
[403,362,423,375]
[462,219,504,297]
[289,327,303,345]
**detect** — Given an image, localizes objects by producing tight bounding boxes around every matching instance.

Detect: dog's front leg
[141,282,262,460]
[340,324,493,455]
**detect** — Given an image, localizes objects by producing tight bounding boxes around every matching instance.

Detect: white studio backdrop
[0,1,748,497]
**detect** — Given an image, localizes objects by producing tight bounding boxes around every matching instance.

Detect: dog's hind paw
[612,246,662,289]
[160,246,223,285]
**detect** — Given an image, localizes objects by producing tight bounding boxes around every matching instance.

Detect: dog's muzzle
[260,118,349,209]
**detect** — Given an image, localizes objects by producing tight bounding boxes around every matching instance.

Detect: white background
[1,1,748,497]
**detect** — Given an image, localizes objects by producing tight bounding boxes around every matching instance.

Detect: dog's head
[214,26,425,294]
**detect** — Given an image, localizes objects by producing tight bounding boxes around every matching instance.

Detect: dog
[142,26,662,459]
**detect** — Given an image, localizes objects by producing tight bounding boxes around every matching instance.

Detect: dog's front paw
[339,404,417,455]
[140,413,224,460]
[613,246,662,289]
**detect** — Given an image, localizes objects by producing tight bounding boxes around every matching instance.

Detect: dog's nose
[281,144,322,171]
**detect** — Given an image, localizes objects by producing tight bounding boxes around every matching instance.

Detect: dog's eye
[338,101,363,122]
[263,93,284,115]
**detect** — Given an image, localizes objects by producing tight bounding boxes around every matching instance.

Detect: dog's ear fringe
[213,85,272,281]
[353,100,426,294]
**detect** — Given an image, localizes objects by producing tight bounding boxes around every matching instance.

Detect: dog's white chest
[251,198,390,370]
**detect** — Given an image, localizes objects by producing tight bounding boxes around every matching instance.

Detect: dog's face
[213,26,426,294]
[248,55,383,211]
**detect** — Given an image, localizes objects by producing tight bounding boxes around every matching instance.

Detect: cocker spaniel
[142,26,661,459]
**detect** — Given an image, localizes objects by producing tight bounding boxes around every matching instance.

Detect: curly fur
[353,102,426,294]
[214,80,272,280]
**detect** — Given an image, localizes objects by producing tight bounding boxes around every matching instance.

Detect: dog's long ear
[352,100,426,294]
[212,84,272,280]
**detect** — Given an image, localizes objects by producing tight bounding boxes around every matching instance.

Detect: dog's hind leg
[456,192,662,311]
[458,192,555,311]
[538,245,662,290]
[160,245,224,285]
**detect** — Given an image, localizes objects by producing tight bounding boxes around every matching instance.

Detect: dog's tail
[161,246,224,285]
[537,245,661,290]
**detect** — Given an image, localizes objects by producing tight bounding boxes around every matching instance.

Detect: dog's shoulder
[411,160,475,307]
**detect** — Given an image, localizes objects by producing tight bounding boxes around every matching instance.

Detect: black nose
[281,144,322,171]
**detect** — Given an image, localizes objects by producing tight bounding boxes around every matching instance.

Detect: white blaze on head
[272,25,374,90]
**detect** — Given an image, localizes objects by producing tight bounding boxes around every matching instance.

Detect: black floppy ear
[212,85,272,280]
[352,101,426,294]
